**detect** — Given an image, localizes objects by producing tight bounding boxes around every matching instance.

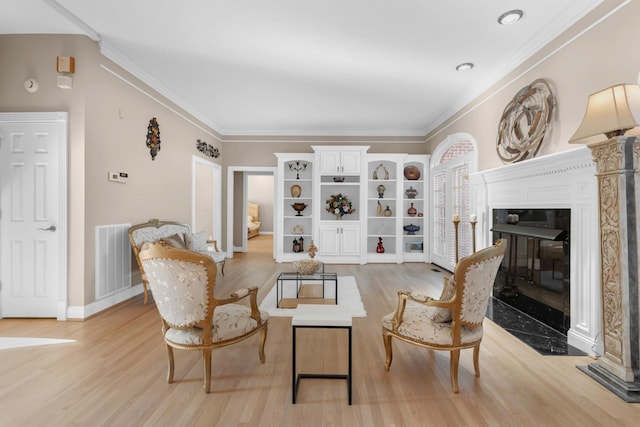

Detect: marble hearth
[470,147,601,356]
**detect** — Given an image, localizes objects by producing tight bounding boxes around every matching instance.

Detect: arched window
[430,133,477,271]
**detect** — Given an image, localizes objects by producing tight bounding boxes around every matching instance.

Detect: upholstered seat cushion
[165,304,269,345]
[200,250,226,265]
[381,307,482,346]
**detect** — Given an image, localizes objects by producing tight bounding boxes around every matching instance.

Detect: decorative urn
[403,165,421,180]
[405,186,418,199]
[291,202,308,216]
[403,223,420,235]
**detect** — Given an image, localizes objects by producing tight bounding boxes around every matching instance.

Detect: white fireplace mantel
[470,146,601,356]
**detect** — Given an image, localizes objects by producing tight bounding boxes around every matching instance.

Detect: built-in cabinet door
[318,151,361,175]
[339,151,361,175]
[317,223,360,257]
[318,224,340,256]
[340,224,360,256]
[319,151,341,175]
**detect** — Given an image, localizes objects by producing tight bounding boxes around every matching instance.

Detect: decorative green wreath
[326,193,355,218]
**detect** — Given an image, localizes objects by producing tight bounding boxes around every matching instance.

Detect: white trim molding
[470,147,601,356]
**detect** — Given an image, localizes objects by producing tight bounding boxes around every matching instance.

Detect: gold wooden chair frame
[382,239,506,392]
[139,241,267,393]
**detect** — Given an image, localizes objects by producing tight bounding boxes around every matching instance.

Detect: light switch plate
[57,76,73,89]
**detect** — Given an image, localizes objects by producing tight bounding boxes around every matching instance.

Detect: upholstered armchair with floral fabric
[138,241,268,393]
[382,239,506,393]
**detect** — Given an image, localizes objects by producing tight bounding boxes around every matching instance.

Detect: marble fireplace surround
[470,146,601,356]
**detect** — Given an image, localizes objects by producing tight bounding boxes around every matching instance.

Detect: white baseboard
[568,328,600,358]
[67,283,144,320]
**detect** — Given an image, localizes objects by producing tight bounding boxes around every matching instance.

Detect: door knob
[37,225,57,232]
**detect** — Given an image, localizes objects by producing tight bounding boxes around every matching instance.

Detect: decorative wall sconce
[196,139,220,158]
[145,117,161,160]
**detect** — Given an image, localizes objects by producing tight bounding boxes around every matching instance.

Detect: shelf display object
[402,156,429,262]
[275,153,314,262]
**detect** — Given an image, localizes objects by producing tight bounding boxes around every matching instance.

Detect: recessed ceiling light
[498,9,523,25]
[456,62,474,72]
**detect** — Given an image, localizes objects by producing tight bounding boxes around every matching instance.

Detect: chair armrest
[403,290,453,309]
[391,291,409,331]
[391,290,454,331]
[206,239,220,252]
[216,287,263,323]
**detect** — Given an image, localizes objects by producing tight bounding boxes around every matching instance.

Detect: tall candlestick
[470,220,477,253]
[453,216,460,263]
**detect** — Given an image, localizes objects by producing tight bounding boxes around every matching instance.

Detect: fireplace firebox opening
[491,209,570,334]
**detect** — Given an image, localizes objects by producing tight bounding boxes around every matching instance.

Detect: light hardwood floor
[1,234,638,426]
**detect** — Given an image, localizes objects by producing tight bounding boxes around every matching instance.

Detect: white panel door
[0,117,63,317]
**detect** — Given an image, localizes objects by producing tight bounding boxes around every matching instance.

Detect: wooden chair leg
[383,332,393,371]
[473,343,481,377]
[450,349,460,393]
[258,325,267,363]
[143,282,149,304]
[203,348,212,393]
[166,345,175,384]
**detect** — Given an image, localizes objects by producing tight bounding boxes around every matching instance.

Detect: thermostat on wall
[108,171,128,183]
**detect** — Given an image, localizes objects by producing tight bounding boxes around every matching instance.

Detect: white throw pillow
[185,231,208,252]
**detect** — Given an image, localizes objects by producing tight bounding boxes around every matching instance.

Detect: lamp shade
[569,84,640,144]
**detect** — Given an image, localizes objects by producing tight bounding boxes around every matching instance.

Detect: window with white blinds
[432,171,446,259]
[430,135,476,271]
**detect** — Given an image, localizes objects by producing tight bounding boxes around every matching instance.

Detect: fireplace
[469,147,601,356]
[491,209,570,334]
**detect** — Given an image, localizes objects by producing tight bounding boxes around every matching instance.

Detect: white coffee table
[291,304,353,405]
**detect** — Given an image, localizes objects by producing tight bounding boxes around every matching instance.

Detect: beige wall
[194,161,215,238]
[425,0,639,170]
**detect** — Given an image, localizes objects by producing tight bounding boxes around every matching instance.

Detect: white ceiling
[2,0,601,137]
